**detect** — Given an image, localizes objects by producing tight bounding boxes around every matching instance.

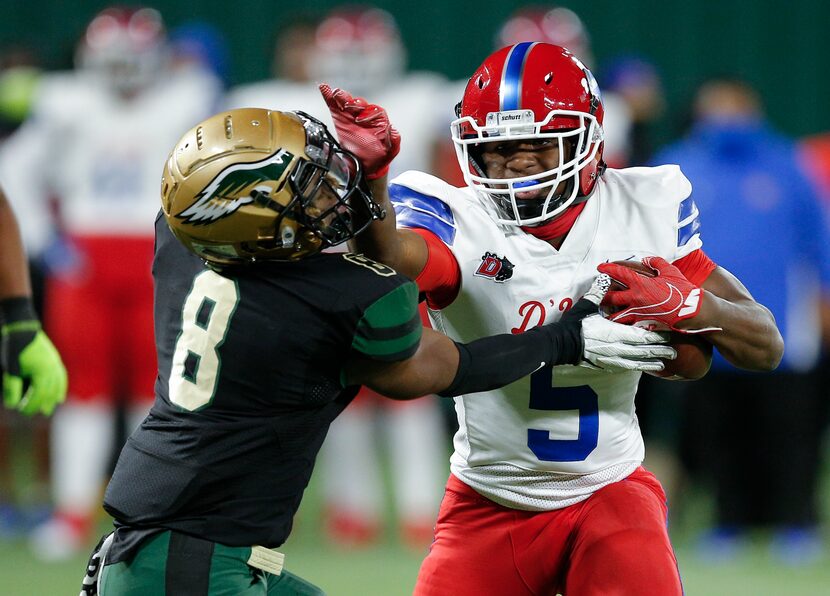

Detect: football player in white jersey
[321,42,784,595]
[228,7,452,547]
[0,6,222,560]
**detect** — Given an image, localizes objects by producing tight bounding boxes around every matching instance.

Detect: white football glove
[571,273,676,372]
[581,315,676,372]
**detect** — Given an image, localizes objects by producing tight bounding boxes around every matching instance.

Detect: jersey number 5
[169,270,240,411]
[527,366,599,462]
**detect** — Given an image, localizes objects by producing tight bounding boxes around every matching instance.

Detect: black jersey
[104,214,421,549]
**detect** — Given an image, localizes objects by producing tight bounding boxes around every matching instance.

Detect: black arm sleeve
[437,315,583,398]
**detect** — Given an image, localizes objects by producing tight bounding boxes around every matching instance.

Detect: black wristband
[0,296,38,326]
[437,320,583,398]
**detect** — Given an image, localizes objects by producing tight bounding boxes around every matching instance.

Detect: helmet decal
[176,149,294,225]
[500,41,536,112]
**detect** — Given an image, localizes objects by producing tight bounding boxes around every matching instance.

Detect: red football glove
[597,256,719,334]
[319,84,401,180]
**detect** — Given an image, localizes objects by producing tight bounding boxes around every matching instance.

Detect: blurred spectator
[601,54,666,166]
[799,131,830,351]
[270,12,320,82]
[169,20,231,92]
[653,77,830,565]
[225,13,328,125]
[0,6,220,561]
[800,134,830,200]
[227,6,449,549]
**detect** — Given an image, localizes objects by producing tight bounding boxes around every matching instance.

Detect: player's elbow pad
[437,321,582,398]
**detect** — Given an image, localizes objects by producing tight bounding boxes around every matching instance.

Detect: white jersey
[390,166,701,510]
[0,69,220,249]
[226,73,448,177]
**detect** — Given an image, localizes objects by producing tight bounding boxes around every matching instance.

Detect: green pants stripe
[99,530,324,595]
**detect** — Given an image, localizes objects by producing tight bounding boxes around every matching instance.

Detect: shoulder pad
[606,164,692,206]
[389,172,457,245]
[602,165,701,255]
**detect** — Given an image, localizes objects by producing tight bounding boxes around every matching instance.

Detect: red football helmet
[451,42,605,226]
[309,6,405,93]
[76,6,167,95]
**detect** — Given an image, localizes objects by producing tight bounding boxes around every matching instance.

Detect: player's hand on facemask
[319,84,401,180]
[598,256,720,334]
[1,297,67,415]
[561,274,676,372]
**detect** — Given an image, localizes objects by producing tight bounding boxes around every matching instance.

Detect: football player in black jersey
[82,108,674,595]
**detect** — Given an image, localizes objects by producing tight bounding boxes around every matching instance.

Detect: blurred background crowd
[1,1,829,593]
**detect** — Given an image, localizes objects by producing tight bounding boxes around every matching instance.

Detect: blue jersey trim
[677,196,701,247]
[501,42,535,112]
[389,184,456,246]
[678,196,697,222]
[678,219,701,247]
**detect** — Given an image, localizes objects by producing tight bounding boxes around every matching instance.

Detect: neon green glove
[1,297,67,415]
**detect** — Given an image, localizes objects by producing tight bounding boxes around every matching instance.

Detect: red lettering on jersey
[512,301,546,334]
[558,297,573,312]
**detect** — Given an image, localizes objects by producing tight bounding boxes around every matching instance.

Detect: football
[603,259,713,381]
[650,332,713,381]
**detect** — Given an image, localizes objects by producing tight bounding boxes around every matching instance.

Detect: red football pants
[415,467,682,596]
[45,235,156,404]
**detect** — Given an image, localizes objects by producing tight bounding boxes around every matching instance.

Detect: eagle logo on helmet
[176,149,294,225]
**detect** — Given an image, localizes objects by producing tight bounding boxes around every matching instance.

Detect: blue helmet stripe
[500,42,535,111]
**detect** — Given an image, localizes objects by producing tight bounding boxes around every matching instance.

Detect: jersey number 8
[169,270,240,411]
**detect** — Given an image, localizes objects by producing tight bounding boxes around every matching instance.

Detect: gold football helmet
[161,108,382,265]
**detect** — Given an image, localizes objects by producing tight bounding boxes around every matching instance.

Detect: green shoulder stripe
[351,281,421,362]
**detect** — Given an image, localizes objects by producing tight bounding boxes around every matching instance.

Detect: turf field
[2,465,829,596]
[1,428,829,596]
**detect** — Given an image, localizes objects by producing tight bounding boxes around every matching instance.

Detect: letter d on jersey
[511,300,546,334]
[474,251,515,282]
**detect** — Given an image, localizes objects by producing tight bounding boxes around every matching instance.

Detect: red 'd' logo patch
[474,252,514,283]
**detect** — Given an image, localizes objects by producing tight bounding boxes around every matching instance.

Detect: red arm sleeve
[673,248,717,286]
[410,228,461,310]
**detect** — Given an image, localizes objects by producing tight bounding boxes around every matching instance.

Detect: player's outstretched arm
[345,277,676,399]
[319,84,429,281]
[0,188,68,415]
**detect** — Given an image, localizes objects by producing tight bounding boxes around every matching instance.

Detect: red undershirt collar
[520,202,587,242]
